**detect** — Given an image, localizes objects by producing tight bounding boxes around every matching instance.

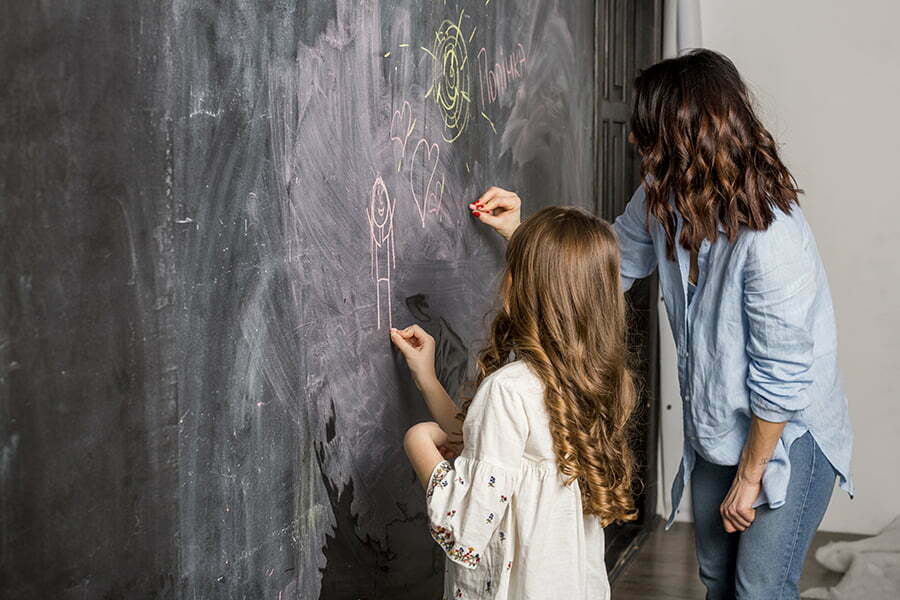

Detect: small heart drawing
[427,172,445,221]
[389,101,415,172]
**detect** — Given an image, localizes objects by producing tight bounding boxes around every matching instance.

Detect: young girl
[390,206,637,599]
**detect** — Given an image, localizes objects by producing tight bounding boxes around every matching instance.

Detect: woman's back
[427,360,609,599]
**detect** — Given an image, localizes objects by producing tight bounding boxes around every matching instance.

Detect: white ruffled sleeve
[425,376,529,569]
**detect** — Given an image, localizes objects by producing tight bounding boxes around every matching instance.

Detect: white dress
[426,360,610,599]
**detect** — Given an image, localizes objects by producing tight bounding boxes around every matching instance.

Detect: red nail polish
[473,211,481,216]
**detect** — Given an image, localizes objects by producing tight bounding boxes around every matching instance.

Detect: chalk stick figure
[367,176,396,330]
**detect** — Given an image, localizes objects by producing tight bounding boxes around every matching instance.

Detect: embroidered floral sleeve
[427,460,453,499]
[423,376,529,570]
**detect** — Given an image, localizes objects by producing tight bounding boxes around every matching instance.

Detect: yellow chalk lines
[384,10,498,141]
[425,9,472,143]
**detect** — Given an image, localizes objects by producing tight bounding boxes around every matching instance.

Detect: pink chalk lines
[477,43,527,106]
[367,176,396,330]
[477,42,527,132]
[390,101,446,228]
[368,101,447,330]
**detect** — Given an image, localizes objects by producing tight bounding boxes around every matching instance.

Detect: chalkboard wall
[1,1,597,597]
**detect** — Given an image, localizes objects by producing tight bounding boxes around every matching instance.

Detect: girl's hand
[468,186,522,240]
[390,324,437,388]
[437,440,462,461]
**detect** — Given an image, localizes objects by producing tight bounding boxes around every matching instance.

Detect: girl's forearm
[738,415,787,483]
[417,376,463,441]
[404,422,446,488]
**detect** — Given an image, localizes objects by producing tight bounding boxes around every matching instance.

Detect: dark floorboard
[611,520,865,599]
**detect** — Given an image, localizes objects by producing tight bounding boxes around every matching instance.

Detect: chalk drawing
[428,172,446,222]
[409,138,445,227]
[366,176,396,329]
[425,11,472,143]
[389,101,416,172]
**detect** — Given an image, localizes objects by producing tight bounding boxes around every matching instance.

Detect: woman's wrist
[737,452,770,483]
[501,223,519,240]
[737,416,785,484]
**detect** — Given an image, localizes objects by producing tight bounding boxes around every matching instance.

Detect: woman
[470,49,853,599]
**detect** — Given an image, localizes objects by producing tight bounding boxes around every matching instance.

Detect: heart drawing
[409,137,442,228]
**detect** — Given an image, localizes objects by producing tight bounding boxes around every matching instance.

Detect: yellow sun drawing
[425,10,472,144]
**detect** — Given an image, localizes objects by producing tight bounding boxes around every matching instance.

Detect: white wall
[656,0,900,535]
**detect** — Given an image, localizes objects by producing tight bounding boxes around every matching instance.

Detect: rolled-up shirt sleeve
[743,225,816,422]
[613,184,658,292]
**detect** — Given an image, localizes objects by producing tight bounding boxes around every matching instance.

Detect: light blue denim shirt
[613,185,854,528]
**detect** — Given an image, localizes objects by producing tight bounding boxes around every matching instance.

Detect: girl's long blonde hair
[467,206,638,526]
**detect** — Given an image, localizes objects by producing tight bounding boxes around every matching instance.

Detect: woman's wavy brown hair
[464,207,638,526]
[631,49,801,259]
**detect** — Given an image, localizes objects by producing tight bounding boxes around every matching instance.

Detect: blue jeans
[691,431,836,599]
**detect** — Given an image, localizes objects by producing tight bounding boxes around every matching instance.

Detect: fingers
[730,512,752,531]
[469,193,519,216]
[479,194,520,214]
[402,324,430,347]
[475,186,511,206]
[401,324,428,339]
[722,517,737,533]
[389,329,414,353]
[720,502,755,532]
[470,187,520,213]
[390,324,433,349]
[468,188,522,242]
[437,438,461,460]
[476,210,501,227]
[391,325,418,342]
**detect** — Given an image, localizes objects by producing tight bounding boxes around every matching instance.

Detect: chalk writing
[477,43,527,107]
[366,176,396,330]
[426,11,472,143]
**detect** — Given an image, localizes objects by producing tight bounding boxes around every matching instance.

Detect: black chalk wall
[1,1,598,597]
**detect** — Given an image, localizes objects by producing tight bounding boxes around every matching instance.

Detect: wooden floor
[611,520,864,599]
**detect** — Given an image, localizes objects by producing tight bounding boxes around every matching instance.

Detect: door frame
[592,0,664,582]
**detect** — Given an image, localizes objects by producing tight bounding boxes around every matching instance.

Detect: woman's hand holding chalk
[468,186,522,240]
